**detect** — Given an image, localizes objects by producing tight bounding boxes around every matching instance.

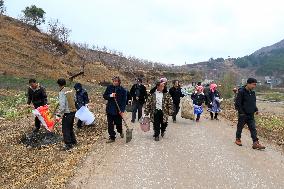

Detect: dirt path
[67,113,284,189]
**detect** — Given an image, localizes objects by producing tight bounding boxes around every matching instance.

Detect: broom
[114,98,133,143]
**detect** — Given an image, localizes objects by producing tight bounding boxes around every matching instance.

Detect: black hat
[247,78,257,84]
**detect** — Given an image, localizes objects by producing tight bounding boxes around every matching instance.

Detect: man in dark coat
[103,76,127,143]
[27,79,48,133]
[234,78,265,150]
[130,78,147,123]
[74,83,90,128]
[169,80,185,123]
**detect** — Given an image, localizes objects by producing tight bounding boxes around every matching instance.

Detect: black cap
[247,78,257,84]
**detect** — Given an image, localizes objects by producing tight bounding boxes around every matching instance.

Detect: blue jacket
[74,83,89,110]
[103,85,127,115]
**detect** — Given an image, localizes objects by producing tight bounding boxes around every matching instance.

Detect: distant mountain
[234,39,284,76]
[253,39,284,56]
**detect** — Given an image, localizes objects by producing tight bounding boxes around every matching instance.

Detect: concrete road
[67,114,284,189]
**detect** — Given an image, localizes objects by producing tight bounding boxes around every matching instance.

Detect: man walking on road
[145,81,173,141]
[103,76,127,143]
[130,78,147,123]
[169,80,184,123]
[235,78,265,150]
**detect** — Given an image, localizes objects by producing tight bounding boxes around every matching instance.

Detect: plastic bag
[75,106,95,125]
[139,116,150,132]
[32,105,55,132]
[180,96,194,120]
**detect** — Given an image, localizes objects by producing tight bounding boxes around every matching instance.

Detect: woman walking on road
[207,83,222,120]
[145,81,173,141]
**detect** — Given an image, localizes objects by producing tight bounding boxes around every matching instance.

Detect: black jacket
[235,86,258,114]
[191,92,206,106]
[169,87,185,105]
[103,85,127,115]
[74,83,89,110]
[207,90,221,108]
[27,86,48,108]
[130,84,147,104]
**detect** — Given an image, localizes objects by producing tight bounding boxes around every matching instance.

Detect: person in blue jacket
[103,76,127,143]
[74,83,90,128]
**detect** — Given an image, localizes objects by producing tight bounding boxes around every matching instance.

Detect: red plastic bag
[32,105,55,132]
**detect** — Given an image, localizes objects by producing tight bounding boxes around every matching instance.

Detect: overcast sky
[6,0,284,65]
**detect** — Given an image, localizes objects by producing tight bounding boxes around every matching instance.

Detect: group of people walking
[27,76,265,150]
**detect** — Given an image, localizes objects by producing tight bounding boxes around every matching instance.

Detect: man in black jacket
[169,80,185,123]
[130,78,147,123]
[103,76,127,143]
[27,79,48,133]
[234,78,265,150]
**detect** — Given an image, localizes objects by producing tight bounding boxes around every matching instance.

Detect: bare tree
[47,19,71,43]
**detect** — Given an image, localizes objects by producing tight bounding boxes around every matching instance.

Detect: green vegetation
[0,91,59,120]
[256,114,284,146]
[234,48,284,76]
[22,5,45,27]
[260,92,284,102]
[218,72,237,99]
[0,75,59,91]
[0,92,29,119]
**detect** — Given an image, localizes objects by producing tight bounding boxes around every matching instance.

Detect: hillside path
[67,113,284,189]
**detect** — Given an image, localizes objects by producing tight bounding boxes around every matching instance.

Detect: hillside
[0,16,132,86]
[178,39,284,84]
[234,40,284,77]
[0,15,193,88]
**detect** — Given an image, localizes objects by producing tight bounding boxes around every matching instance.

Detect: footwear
[161,132,165,138]
[33,128,40,133]
[215,117,219,120]
[154,136,159,141]
[252,141,266,150]
[235,138,242,146]
[131,120,135,123]
[72,141,78,146]
[196,119,200,122]
[173,120,176,123]
[210,117,214,120]
[106,138,115,143]
[120,132,124,138]
[62,144,73,151]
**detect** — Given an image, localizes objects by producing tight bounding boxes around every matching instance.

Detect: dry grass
[0,89,108,189]
[221,100,284,148]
